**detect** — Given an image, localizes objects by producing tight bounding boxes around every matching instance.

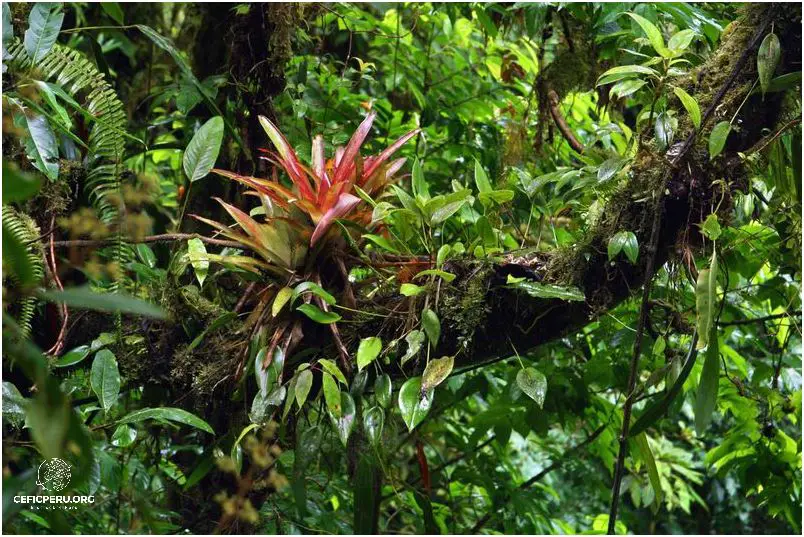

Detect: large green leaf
[695,325,720,435]
[421,309,441,347]
[2,381,26,427]
[708,121,731,159]
[357,337,382,371]
[695,249,718,349]
[118,407,214,434]
[398,377,433,432]
[626,12,668,57]
[90,349,120,413]
[16,112,59,181]
[757,32,781,96]
[673,86,701,129]
[516,367,547,408]
[24,3,64,63]
[183,116,224,182]
[39,287,167,319]
[421,356,454,391]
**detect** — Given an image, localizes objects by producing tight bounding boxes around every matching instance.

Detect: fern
[2,206,44,338]
[6,38,133,288]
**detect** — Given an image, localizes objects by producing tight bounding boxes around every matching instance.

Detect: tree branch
[51,233,242,249]
[718,310,801,326]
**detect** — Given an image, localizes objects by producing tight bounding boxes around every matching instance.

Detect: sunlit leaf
[398,377,433,432]
[516,367,547,408]
[357,337,382,371]
[421,356,454,391]
[90,349,120,413]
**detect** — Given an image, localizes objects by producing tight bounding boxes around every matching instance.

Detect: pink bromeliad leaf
[310,193,361,246]
[332,112,376,186]
[258,116,316,202]
[362,128,420,184]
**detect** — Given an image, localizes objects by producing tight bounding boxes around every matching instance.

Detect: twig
[718,310,801,326]
[607,185,664,534]
[51,233,241,249]
[471,422,608,533]
[547,90,584,153]
[46,216,68,357]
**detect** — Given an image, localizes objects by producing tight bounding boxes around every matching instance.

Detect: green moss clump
[439,262,493,353]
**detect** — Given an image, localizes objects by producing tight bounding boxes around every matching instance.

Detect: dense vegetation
[2,2,801,534]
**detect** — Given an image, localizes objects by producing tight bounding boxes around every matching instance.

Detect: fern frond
[2,206,44,338]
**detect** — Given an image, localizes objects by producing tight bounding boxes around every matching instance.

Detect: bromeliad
[193,112,419,275]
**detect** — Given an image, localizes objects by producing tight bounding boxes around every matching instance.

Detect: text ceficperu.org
[14,495,95,504]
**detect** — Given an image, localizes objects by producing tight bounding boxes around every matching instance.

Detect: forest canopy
[1,2,802,535]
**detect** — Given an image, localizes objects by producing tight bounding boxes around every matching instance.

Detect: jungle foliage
[1,2,802,535]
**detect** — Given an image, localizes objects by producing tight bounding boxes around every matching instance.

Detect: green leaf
[183,116,224,182]
[596,65,659,86]
[608,231,639,263]
[272,287,293,317]
[758,71,802,94]
[111,424,136,447]
[135,244,157,269]
[474,159,492,193]
[53,345,91,368]
[673,87,701,129]
[609,79,647,100]
[701,213,722,241]
[296,304,341,324]
[505,277,586,301]
[436,244,451,268]
[654,112,673,150]
[318,359,347,385]
[322,372,341,418]
[99,3,124,25]
[16,112,59,181]
[363,406,384,447]
[363,233,400,254]
[33,80,71,129]
[421,309,441,347]
[90,350,120,413]
[187,238,208,287]
[2,163,41,203]
[667,29,695,54]
[411,158,429,200]
[757,32,781,96]
[695,325,720,435]
[2,3,12,44]
[2,220,36,286]
[478,190,515,207]
[401,330,425,366]
[695,249,718,349]
[421,356,454,391]
[427,189,474,224]
[2,381,26,427]
[295,369,313,410]
[24,3,64,63]
[626,12,668,57]
[118,407,214,434]
[374,374,392,409]
[357,337,382,371]
[292,281,336,306]
[39,287,167,319]
[516,367,547,408]
[398,377,433,432]
[597,157,624,182]
[400,283,426,297]
[329,391,356,446]
[412,269,456,283]
[708,121,731,159]
[634,433,663,508]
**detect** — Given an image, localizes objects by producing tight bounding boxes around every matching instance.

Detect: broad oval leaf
[402,330,425,366]
[363,406,385,447]
[398,377,433,432]
[654,112,673,150]
[357,336,382,371]
[2,381,26,427]
[111,424,137,447]
[322,372,341,418]
[272,287,293,317]
[374,374,392,409]
[667,29,695,54]
[118,407,214,434]
[291,281,336,306]
[187,238,208,287]
[53,345,91,368]
[608,231,639,263]
[295,369,313,410]
[17,113,59,181]
[516,367,547,408]
[296,304,341,324]
[400,283,426,297]
[329,391,356,446]
[474,158,492,193]
[421,356,454,391]
[757,32,781,96]
[90,349,120,413]
[673,87,701,129]
[183,116,224,182]
[24,3,64,63]
[421,309,441,347]
[708,121,731,159]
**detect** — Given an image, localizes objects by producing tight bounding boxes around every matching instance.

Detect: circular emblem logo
[36,458,71,492]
